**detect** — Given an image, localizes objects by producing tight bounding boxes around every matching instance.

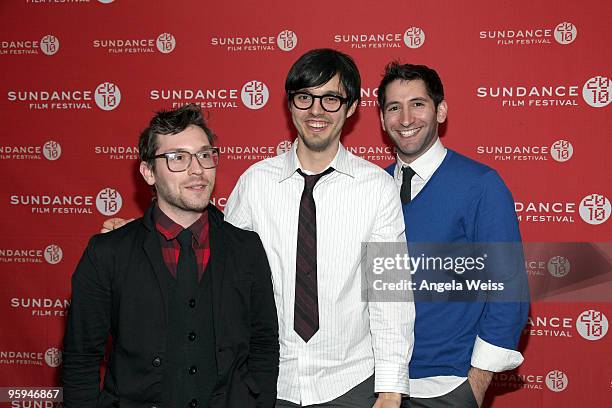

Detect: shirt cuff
[470,335,524,372]
[374,363,410,396]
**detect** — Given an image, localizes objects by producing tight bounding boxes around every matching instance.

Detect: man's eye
[170,153,186,162]
[198,152,212,159]
[386,106,398,112]
[297,94,311,101]
[323,96,340,103]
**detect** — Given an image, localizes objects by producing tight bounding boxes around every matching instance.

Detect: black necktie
[400,166,416,204]
[176,229,198,293]
[294,167,334,342]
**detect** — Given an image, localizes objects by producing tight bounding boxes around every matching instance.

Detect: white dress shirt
[394,138,524,398]
[225,140,414,405]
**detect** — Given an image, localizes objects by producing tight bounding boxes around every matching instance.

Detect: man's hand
[372,392,401,408]
[100,218,134,233]
[467,367,493,407]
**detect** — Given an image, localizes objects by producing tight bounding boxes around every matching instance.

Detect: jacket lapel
[141,204,171,318]
[208,205,227,329]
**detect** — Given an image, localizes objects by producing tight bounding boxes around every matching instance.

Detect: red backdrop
[1,1,610,406]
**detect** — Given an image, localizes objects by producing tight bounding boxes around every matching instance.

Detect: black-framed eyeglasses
[289,91,348,113]
[149,147,220,172]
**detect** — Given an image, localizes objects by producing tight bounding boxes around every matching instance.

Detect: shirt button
[188,332,196,341]
[188,298,196,308]
[190,398,198,407]
[189,365,197,375]
[152,356,161,367]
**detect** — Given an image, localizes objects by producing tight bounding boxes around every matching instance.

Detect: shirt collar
[394,137,447,182]
[279,138,355,181]
[153,201,209,247]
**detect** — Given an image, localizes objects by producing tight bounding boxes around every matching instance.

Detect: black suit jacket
[62,204,279,408]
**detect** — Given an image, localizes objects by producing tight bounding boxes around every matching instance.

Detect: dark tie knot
[297,167,334,192]
[177,228,193,249]
[402,166,416,180]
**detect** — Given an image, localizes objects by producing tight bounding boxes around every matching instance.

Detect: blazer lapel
[142,231,171,315]
[209,209,228,328]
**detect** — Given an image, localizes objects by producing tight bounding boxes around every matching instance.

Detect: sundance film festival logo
[10,297,70,317]
[93,33,176,54]
[44,244,63,265]
[220,140,292,162]
[475,139,573,163]
[545,370,568,392]
[347,145,394,162]
[0,350,44,367]
[241,80,269,110]
[548,256,570,278]
[40,35,60,55]
[476,144,552,162]
[0,244,62,265]
[95,145,139,160]
[96,188,123,216]
[554,22,577,44]
[478,77,608,109]
[277,30,298,51]
[404,27,425,48]
[579,194,611,225]
[476,83,580,108]
[0,34,59,56]
[550,140,573,162]
[333,27,425,49]
[211,29,298,52]
[277,141,292,155]
[525,315,573,338]
[576,310,608,340]
[490,372,544,390]
[150,87,239,109]
[582,76,611,108]
[156,33,176,53]
[515,200,576,223]
[95,82,121,110]
[44,348,62,368]
[479,21,576,46]
[7,82,120,111]
[9,189,121,215]
[0,140,61,161]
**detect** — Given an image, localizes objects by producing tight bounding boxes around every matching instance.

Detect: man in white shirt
[225,49,413,408]
[102,49,414,407]
[378,62,528,407]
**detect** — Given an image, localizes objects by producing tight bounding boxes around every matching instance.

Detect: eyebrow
[384,97,428,108]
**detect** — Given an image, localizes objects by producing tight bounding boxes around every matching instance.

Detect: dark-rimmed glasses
[149,147,220,172]
[289,91,348,113]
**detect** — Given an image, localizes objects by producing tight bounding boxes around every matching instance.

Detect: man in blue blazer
[378,62,529,407]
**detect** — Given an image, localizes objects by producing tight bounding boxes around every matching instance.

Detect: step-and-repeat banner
[1,1,610,407]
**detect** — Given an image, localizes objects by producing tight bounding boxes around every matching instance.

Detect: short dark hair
[378,62,444,111]
[138,104,215,167]
[285,48,361,109]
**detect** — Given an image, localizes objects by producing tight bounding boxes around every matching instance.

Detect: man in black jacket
[62,104,279,408]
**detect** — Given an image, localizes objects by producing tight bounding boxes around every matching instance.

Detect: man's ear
[379,109,386,132]
[346,100,358,119]
[139,161,156,186]
[436,100,448,124]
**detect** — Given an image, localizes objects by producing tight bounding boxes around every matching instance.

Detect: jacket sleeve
[470,171,529,371]
[62,235,111,408]
[248,233,279,407]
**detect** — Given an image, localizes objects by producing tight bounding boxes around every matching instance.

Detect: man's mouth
[398,127,422,137]
[305,119,329,131]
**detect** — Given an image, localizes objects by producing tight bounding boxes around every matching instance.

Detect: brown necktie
[294,167,334,342]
